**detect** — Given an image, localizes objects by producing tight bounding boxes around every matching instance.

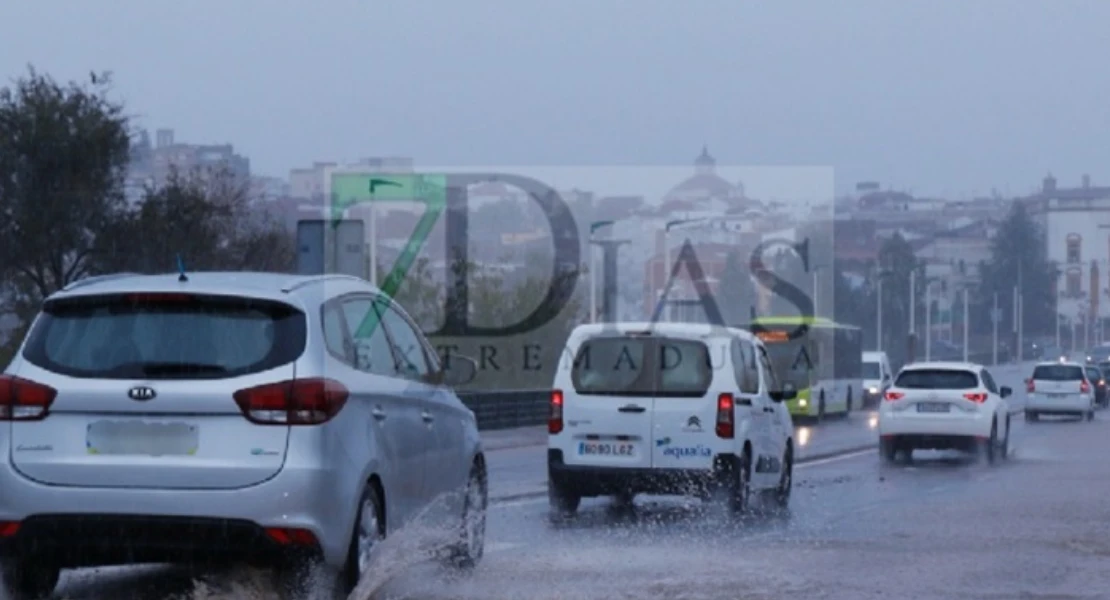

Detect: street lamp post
[588,220,616,323]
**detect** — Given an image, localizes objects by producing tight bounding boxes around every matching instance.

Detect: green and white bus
[742,316,863,420]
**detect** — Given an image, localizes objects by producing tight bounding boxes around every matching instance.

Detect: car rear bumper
[878,410,993,439]
[1026,393,1090,413]
[0,461,351,569]
[547,449,737,497]
[0,514,318,569]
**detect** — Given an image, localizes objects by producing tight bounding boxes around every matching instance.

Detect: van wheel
[548,481,581,520]
[1025,411,1038,422]
[447,462,488,570]
[817,392,827,423]
[715,448,751,515]
[765,446,793,510]
[0,559,60,600]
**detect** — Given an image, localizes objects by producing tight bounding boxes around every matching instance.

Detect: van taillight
[716,393,734,439]
[1081,380,1091,394]
[232,378,348,425]
[0,375,56,421]
[549,389,564,434]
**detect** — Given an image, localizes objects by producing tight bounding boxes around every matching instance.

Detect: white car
[877,361,1013,463]
[1025,361,1096,421]
[547,322,796,517]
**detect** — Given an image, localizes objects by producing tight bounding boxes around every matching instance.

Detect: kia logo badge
[128,386,157,401]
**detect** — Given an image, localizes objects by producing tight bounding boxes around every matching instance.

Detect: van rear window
[1032,365,1084,381]
[895,369,978,390]
[570,336,711,397]
[21,293,306,379]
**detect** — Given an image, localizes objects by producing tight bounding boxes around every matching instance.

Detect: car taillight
[884,391,904,401]
[549,389,564,434]
[715,393,734,439]
[264,527,318,546]
[1081,381,1091,394]
[1026,379,1035,393]
[963,392,988,403]
[233,378,348,425]
[0,375,57,421]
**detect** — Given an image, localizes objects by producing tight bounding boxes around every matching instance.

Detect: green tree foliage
[873,232,925,366]
[0,68,130,312]
[95,166,294,274]
[975,202,1055,337]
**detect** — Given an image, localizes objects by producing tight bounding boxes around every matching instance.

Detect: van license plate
[578,442,635,457]
[1048,393,1067,399]
[916,402,949,413]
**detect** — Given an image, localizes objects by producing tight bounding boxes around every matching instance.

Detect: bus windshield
[762,339,813,389]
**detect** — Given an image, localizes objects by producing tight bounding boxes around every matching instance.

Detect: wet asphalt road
[51,362,1110,600]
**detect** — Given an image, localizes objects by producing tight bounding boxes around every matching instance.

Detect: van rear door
[649,337,719,471]
[561,335,655,469]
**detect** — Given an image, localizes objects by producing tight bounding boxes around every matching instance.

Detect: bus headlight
[799,399,807,407]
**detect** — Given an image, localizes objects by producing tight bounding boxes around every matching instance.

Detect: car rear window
[570,336,711,397]
[22,292,306,379]
[894,369,979,390]
[1032,365,1084,381]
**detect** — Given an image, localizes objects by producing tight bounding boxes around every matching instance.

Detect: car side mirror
[1000,386,1012,398]
[441,354,478,387]
[770,382,797,402]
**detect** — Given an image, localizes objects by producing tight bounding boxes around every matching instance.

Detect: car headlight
[868,386,879,394]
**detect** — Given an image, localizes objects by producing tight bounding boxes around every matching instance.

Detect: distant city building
[127,128,250,202]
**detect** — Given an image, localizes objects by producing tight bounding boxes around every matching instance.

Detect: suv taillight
[233,378,348,425]
[549,389,564,434]
[0,375,57,421]
[1026,378,1035,393]
[884,391,904,401]
[716,393,734,439]
[1081,380,1091,394]
[963,392,988,403]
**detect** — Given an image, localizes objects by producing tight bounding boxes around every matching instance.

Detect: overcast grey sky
[2,0,1108,197]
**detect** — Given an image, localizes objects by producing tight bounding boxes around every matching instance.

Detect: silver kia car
[0,271,486,599]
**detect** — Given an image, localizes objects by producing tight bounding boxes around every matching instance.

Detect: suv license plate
[916,402,950,413]
[578,442,635,457]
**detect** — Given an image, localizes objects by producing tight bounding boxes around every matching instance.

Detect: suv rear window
[570,336,711,397]
[22,293,306,379]
[894,369,979,390]
[1032,365,1084,381]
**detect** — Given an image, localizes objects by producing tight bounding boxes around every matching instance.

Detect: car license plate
[577,441,635,457]
[916,402,950,413]
[86,421,199,456]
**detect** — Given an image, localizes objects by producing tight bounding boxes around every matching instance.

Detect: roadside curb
[488,442,878,504]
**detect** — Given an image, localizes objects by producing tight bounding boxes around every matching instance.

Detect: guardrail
[459,355,1035,431]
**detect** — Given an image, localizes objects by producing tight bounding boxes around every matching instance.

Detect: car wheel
[448,461,488,570]
[548,481,581,520]
[980,422,998,465]
[846,388,853,413]
[999,416,1010,460]
[766,446,793,510]
[336,482,386,594]
[880,437,898,464]
[817,392,827,423]
[715,448,751,515]
[1088,407,1096,421]
[0,559,59,600]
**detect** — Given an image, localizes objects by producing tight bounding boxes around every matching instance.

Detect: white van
[547,322,796,517]
[862,350,893,407]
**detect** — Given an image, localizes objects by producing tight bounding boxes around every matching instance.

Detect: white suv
[1025,360,1096,421]
[547,322,796,517]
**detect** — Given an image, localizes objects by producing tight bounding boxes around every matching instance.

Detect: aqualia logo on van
[662,445,713,459]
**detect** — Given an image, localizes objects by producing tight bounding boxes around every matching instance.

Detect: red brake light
[1081,380,1091,394]
[715,393,734,439]
[549,389,564,434]
[884,391,904,401]
[233,378,348,425]
[1026,378,1035,393]
[264,527,318,546]
[0,375,57,421]
[0,521,20,537]
[963,392,988,403]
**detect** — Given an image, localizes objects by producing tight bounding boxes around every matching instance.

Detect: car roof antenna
[176,254,189,282]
